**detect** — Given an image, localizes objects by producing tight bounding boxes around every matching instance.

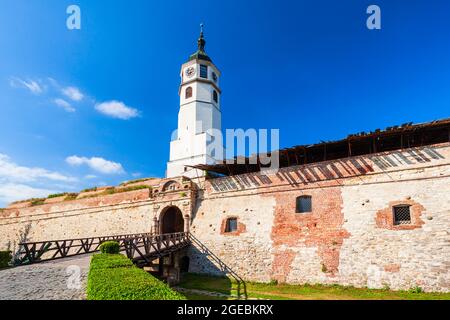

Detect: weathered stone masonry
[1,143,449,292]
[188,143,450,292]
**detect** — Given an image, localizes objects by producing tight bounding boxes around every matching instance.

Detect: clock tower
[166,26,223,178]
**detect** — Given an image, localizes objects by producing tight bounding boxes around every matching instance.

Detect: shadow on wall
[7,223,32,266]
[183,245,233,296]
[209,146,446,191]
[183,235,248,299]
[369,147,444,170]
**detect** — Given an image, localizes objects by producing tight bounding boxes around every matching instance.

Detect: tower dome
[188,23,212,62]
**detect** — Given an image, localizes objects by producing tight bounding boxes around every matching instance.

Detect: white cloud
[9,77,43,94]
[53,98,76,113]
[66,156,125,174]
[0,154,75,183]
[62,86,84,101]
[131,172,142,178]
[95,100,139,120]
[0,154,77,206]
[84,174,97,179]
[0,183,56,205]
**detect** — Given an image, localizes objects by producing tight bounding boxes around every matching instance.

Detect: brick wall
[188,143,450,292]
[1,144,449,292]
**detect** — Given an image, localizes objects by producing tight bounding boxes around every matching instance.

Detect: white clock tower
[166,26,223,178]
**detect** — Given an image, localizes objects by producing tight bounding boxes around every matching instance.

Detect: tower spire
[198,23,206,52]
[188,23,212,62]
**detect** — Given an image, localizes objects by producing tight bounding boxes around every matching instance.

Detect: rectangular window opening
[225,218,238,233]
[393,205,411,225]
[296,196,312,213]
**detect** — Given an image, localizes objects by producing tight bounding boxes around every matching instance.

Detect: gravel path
[0,255,91,300]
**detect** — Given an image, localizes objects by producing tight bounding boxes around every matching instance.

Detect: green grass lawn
[178,273,450,300]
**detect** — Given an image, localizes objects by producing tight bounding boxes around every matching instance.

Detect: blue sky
[0,0,449,206]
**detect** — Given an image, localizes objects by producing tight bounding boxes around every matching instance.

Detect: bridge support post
[152,217,159,234]
[183,214,190,233]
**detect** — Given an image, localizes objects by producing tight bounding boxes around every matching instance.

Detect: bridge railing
[17,232,154,265]
[122,232,191,266]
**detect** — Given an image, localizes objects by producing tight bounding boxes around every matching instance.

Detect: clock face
[185,67,195,78]
[212,72,218,82]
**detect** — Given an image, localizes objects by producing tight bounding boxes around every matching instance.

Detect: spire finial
[197,23,206,52]
[188,23,212,62]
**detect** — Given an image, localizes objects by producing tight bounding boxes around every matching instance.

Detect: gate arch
[160,206,184,234]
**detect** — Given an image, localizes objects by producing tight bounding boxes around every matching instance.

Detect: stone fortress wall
[0,178,195,251]
[189,142,450,292]
[1,143,449,292]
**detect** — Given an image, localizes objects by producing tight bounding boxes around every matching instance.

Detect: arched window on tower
[213,90,218,103]
[185,87,193,99]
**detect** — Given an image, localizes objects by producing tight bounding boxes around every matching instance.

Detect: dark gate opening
[180,256,190,273]
[160,206,184,234]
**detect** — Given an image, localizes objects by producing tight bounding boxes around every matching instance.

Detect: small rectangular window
[200,65,208,78]
[225,218,237,233]
[296,196,312,213]
[393,205,411,225]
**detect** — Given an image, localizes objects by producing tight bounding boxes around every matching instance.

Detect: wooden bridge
[16,232,190,267]
[16,231,248,299]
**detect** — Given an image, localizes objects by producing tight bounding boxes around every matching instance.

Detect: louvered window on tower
[200,65,208,78]
[296,196,312,213]
[393,205,411,225]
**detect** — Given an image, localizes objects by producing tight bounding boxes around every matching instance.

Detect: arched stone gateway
[160,206,184,234]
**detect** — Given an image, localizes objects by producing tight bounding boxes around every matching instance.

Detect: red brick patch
[220,216,246,236]
[271,250,296,283]
[384,264,401,272]
[269,188,350,279]
[375,199,425,230]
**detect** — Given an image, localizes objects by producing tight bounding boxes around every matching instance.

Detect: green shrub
[30,198,46,206]
[47,193,68,199]
[99,241,120,254]
[81,187,97,193]
[0,251,12,269]
[102,187,116,195]
[409,286,424,294]
[120,178,151,186]
[118,185,152,193]
[79,185,152,200]
[89,253,133,270]
[87,254,186,300]
[64,193,79,201]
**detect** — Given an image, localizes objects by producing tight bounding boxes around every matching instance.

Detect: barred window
[296,196,312,213]
[393,205,411,225]
[225,218,237,233]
